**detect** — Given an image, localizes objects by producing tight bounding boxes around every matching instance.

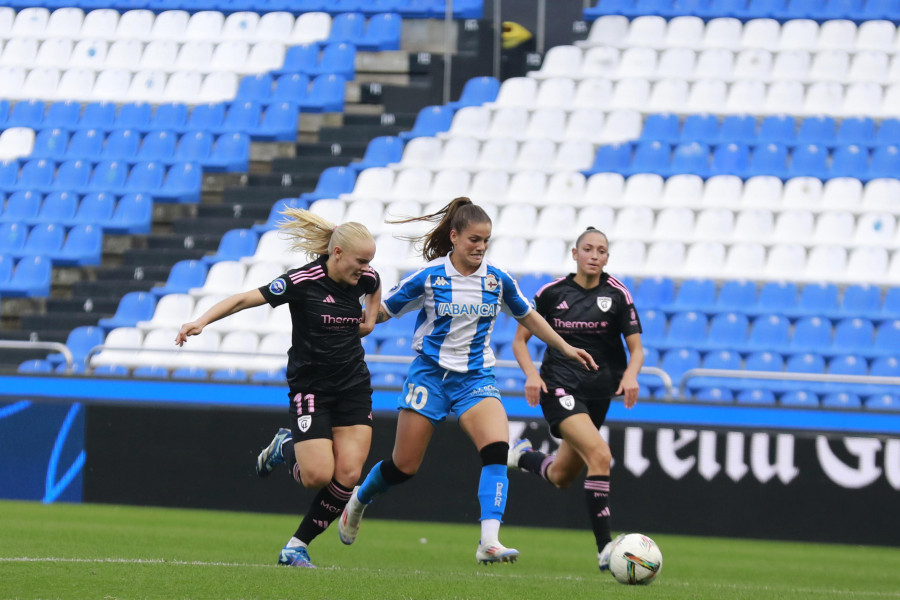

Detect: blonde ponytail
[278,208,373,258]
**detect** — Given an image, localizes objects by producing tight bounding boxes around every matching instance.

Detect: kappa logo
[323,295,335,303]
[597,296,612,312]
[297,415,312,432]
[433,276,449,286]
[556,300,569,310]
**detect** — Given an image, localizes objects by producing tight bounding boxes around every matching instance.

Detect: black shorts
[539,386,611,439]
[286,387,373,442]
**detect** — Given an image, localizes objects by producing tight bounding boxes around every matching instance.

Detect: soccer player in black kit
[175,208,381,569]
[508,226,644,573]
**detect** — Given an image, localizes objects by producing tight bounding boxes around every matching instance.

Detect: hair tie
[332,226,338,233]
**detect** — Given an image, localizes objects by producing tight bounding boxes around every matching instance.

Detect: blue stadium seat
[447,76,501,110]
[758,115,796,145]
[637,346,662,394]
[694,387,734,403]
[255,101,300,141]
[30,128,70,161]
[670,278,717,313]
[821,391,862,409]
[706,312,749,351]
[0,160,18,191]
[379,336,417,356]
[691,348,742,391]
[753,281,797,317]
[100,129,140,162]
[299,73,346,113]
[55,224,103,266]
[0,222,27,255]
[252,197,309,233]
[47,325,105,367]
[661,312,708,350]
[838,284,882,320]
[32,191,77,226]
[634,276,675,309]
[780,390,819,407]
[121,161,165,195]
[15,159,55,192]
[746,143,789,180]
[204,133,250,172]
[156,162,202,204]
[93,365,130,377]
[217,101,262,134]
[8,100,45,128]
[210,368,248,382]
[137,130,178,162]
[836,117,875,147]
[734,0,787,18]
[831,318,875,357]
[868,144,900,180]
[0,254,12,285]
[783,352,826,392]
[154,103,190,132]
[718,115,757,145]
[627,140,671,176]
[830,145,869,179]
[98,291,157,331]
[821,0,863,19]
[736,389,776,405]
[349,135,405,171]
[716,280,757,313]
[234,74,273,103]
[796,116,836,147]
[639,308,666,348]
[709,142,750,178]
[271,73,310,103]
[273,45,319,77]
[667,141,709,177]
[133,365,168,379]
[865,393,900,411]
[660,348,702,389]
[116,102,154,132]
[515,272,555,299]
[789,316,832,354]
[790,282,839,318]
[0,255,52,297]
[873,319,900,356]
[202,228,259,264]
[49,159,91,193]
[0,100,8,126]
[67,129,104,161]
[0,191,41,224]
[81,160,125,195]
[183,103,226,133]
[788,144,828,179]
[151,259,208,297]
[300,165,357,201]
[639,113,681,144]
[18,359,53,373]
[399,105,454,140]
[172,367,208,380]
[681,114,719,145]
[171,133,212,168]
[746,314,791,352]
[877,287,900,321]
[326,12,366,44]
[587,142,633,175]
[78,102,117,131]
[17,222,64,259]
[311,42,356,79]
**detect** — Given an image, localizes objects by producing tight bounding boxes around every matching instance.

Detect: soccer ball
[608,533,663,585]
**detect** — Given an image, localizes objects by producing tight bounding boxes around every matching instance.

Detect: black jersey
[258,254,380,393]
[533,273,641,399]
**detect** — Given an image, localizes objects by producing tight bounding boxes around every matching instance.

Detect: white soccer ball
[608,533,663,585]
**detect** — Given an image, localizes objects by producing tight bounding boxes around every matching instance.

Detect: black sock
[519,449,554,482]
[294,478,354,545]
[281,439,301,484]
[585,475,611,551]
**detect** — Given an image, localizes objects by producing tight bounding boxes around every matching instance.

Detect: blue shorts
[396,355,501,426]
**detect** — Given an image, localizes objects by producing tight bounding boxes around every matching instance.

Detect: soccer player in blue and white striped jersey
[337,197,598,564]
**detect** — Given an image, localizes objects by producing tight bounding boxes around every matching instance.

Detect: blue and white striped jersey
[383,254,532,372]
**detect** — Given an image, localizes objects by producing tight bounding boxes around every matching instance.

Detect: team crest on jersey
[297,415,312,432]
[483,273,499,292]
[597,296,612,312]
[559,394,575,410]
[269,278,287,295]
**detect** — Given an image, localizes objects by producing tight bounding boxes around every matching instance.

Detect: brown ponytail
[388,197,492,261]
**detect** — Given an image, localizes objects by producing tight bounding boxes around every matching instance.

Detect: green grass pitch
[2,500,899,600]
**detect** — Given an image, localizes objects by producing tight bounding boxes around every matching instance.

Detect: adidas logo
[323,295,335,303]
[556,300,569,310]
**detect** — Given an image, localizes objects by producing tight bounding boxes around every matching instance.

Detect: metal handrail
[0,340,74,372]
[679,368,900,397]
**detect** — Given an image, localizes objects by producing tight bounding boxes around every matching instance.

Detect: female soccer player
[507,226,644,572]
[336,197,598,564]
[175,209,381,569]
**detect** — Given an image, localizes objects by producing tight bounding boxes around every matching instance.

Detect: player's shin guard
[585,475,612,551]
[294,478,353,545]
[357,459,412,505]
[477,463,509,522]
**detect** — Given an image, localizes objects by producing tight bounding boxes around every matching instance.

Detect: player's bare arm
[617,333,644,409]
[175,289,266,346]
[517,310,598,371]
[359,285,382,337]
[511,323,547,407]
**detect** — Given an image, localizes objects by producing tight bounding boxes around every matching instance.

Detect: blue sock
[357,460,389,505]
[477,464,508,521]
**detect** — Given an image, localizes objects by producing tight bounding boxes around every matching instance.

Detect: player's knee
[298,467,332,489]
[587,444,612,472]
[479,441,509,466]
